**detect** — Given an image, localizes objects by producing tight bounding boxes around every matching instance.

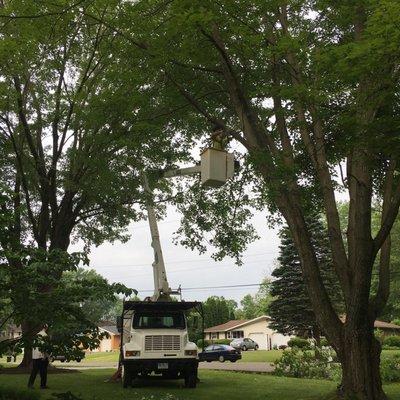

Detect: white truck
[119,300,201,388]
[118,136,235,388]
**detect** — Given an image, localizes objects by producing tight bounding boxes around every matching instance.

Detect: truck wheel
[184,371,197,388]
[162,371,179,379]
[122,366,132,388]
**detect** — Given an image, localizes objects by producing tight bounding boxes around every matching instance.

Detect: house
[0,325,22,342]
[340,317,400,337]
[204,316,291,350]
[374,320,400,337]
[91,324,121,352]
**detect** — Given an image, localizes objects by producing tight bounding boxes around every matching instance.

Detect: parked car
[198,344,242,363]
[50,355,83,363]
[50,355,67,363]
[230,338,259,351]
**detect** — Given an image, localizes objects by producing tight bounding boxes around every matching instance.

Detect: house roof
[204,316,269,333]
[339,316,400,330]
[204,320,248,333]
[374,320,400,330]
[100,325,120,336]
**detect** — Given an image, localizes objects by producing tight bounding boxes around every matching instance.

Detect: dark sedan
[198,344,242,363]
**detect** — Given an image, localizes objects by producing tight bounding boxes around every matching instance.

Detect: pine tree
[269,215,343,341]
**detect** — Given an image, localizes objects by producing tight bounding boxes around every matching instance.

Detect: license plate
[158,363,168,370]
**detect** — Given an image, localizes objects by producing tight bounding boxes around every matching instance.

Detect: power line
[89,251,278,269]
[101,258,275,279]
[136,283,263,293]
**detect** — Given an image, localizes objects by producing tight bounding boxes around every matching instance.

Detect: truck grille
[144,335,181,352]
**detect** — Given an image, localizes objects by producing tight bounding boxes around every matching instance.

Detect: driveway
[199,361,274,373]
[56,361,275,373]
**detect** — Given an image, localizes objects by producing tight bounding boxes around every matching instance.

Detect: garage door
[249,333,267,350]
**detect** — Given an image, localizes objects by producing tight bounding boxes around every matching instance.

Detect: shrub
[287,337,311,349]
[274,347,338,379]
[196,339,231,348]
[319,338,329,347]
[380,354,400,382]
[383,336,400,348]
[375,329,385,343]
[0,386,40,400]
[274,348,400,383]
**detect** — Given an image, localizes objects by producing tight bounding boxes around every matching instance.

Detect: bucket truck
[117,140,235,388]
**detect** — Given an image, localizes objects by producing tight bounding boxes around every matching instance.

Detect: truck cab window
[133,313,185,329]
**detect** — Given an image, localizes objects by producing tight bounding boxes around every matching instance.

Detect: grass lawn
[83,351,119,363]
[238,349,283,363]
[0,369,399,400]
[0,369,335,400]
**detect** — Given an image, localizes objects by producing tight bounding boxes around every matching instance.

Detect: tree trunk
[18,322,33,369]
[19,347,32,369]
[339,327,387,400]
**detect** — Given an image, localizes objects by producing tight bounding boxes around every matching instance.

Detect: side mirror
[116,316,122,333]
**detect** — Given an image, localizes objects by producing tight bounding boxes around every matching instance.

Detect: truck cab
[118,301,201,388]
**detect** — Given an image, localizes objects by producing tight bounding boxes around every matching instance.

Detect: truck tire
[122,366,132,388]
[184,372,197,388]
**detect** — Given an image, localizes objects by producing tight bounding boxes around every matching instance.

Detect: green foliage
[0,256,135,360]
[197,339,231,348]
[274,348,339,380]
[0,0,185,363]
[383,336,400,348]
[236,279,273,320]
[188,296,237,345]
[339,202,400,321]
[174,160,259,265]
[320,338,329,347]
[0,386,40,400]
[287,337,312,350]
[380,354,400,383]
[202,296,237,329]
[269,215,343,337]
[275,349,400,383]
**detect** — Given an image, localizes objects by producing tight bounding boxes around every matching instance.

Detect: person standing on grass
[28,327,50,389]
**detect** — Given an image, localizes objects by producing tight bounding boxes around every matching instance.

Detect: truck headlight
[185,350,197,356]
[125,350,140,357]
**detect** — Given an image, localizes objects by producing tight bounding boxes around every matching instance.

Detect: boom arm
[141,147,234,301]
[142,167,201,301]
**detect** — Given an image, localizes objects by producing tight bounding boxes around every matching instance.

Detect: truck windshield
[133,313,186,329]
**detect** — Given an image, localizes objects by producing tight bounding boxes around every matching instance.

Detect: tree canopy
[1,1,400,397]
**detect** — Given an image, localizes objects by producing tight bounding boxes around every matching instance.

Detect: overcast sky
[71,206,281,305]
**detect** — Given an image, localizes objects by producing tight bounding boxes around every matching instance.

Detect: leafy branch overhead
[174,156,260,265]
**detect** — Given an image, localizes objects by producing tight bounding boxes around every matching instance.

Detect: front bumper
[123,358,198,375]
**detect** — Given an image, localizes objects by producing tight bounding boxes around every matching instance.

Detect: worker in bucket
[28,325,50,389]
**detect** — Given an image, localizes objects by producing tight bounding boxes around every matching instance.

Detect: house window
[231,331,244,338]
[211,332,219,339]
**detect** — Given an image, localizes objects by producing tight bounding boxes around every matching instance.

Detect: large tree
[203,296,237,328]
[107,1,400,398]
[0,0,188,366]
[237,279,273,320]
